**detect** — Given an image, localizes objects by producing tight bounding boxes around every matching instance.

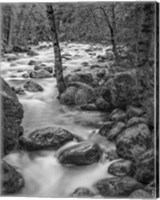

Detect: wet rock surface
[29,69,52,78]
[23,80,44,92]
[2,160,24,194]
[116,123,152,160]
[1,78,23,155]
[95,176,143,197]
[71,187,95,197]
[19,127,74,150]
[58,143,102,166]
[108,159,133,176]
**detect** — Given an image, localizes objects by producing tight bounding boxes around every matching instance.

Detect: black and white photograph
[0,1,159,198]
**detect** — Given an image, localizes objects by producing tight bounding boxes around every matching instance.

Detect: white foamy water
[2,42,115,197]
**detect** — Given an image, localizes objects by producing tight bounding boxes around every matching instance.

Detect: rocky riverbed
[1,42,155,198]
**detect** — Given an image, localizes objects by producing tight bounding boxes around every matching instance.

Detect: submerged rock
[108,160,133,176]
[1,77,23,155]
[71,187,95,197]
[134,149,154,184]
[23,80,43,92]
[95,176,143,197]
[29,69,52,78]
[58,143,102,166]
[2,160,24,194]
[116,123,152,160]
[19,127,74,150]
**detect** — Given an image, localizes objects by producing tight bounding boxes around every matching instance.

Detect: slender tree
[46,4,66,97]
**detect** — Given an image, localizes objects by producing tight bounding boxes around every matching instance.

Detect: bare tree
[46,4,66,98]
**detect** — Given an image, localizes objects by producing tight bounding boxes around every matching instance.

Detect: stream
[2,42,116,197]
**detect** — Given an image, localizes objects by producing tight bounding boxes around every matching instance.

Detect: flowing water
[2,42,116,197]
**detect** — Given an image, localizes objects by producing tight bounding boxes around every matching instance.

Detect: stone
[108,160,134,176]
[129,189,152,198]
[34,63,46,70]
[22,73,29,78]
[95,176,143,197]
[71,188,95,197]
[29,69,52,78]
[19,126,74,151]
[64,72,94,87]
[23,80,43,92]
[98,122,114,137]
[14,87,25,95]
[102,71,139,108]
[2,160,24,194]
[27,49,39,56]
[60,87,77,105]
[96,69,106,78]
[95,97,110,111]
[134,149,154,184]
[116,123,152,160]
[81,62,89,67]
[1,78,23,155]
[12,45,27,53]
[7,54,19,62]
[28,60,39,65]
[58,143,102,166]
[106,122,126,141]
[105,149,119,161]
[127,116,148,127]
[126,106,144,118]
[109,108,127,122]
[80,104,97,111]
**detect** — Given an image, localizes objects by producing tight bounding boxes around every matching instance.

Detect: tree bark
[137,3,154,67]
[46,4,66,97]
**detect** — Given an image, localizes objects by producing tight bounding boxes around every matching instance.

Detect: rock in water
[95,176,143,197]
[108,160,133,176]
[19,127,74,150]
[1,77,23,155]
[2,160,24,194]
[134,148,154,184]
[71,188,95,197]
[29,69,52,78]
[23,80,43,92]
[116,123,152,160]
[58,143,102,166]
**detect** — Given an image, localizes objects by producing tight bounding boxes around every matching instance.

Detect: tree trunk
[137,3,154,67]
[46,4,66,97]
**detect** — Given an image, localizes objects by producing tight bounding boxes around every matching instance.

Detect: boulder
[34,63,46,70]
[64,72,94,87]
[98,122,114,137]
[27,49,39,56]
[116,123,152,160]
[29,69,52,78]
[60,83,95,106]
[28,60,38,65]
[1,78,23,155]
[12,45,27,53]
[13,87,25,95]
[106,122,126,141]
[129,189,152,198]
[60,87,77,105]
[95,176,143,197]
[23,80,43,92]
[7,54,19,61]
[19,127,74,151]
[58,143,102,166]
[22,73,29,78]
[108,160,134,176]
[95,97,110,111]
[109,108,127,122]
[71,188,95,197]
[2,160,24,194]
[134,149,154,184]
[127,116,148,127]
[126,106,144,118]
[102,71,140,108]
[105,149,119,161]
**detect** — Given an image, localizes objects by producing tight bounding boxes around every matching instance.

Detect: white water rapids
[2,42,116,197]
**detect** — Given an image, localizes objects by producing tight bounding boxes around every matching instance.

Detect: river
[2,42,116,197]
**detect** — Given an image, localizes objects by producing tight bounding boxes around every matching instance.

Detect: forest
[1,2,158,198]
